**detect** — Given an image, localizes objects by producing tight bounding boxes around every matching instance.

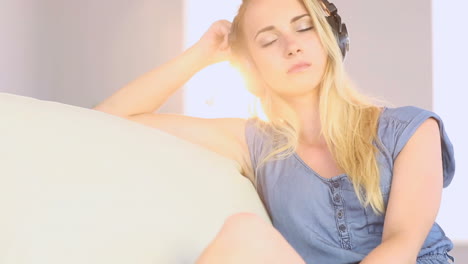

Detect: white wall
[0,0,184,113]
[432,0,468,243]
[335,0,433,109]
[0,1,47,99]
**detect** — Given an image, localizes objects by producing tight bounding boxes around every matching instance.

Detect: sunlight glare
[183,0,266,120]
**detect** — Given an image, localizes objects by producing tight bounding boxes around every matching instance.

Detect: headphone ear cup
[321,0,349,60]
[338,24,350,59]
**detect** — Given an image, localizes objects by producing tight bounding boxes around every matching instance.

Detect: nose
[285,38,303,57]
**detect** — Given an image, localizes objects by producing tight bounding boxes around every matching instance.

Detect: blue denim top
[245,106,456,264]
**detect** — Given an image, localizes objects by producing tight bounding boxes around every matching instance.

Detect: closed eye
[298,26,314,32]
[262,40,277,48]
[261,27,314,48]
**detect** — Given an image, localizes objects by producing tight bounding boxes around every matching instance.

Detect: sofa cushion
[0,92,270,263]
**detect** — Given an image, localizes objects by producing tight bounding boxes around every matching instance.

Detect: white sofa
[0,92,271,264]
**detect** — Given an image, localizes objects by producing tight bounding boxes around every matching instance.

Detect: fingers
[217,19,232,27]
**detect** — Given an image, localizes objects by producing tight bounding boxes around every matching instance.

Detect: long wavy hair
[228,0,387,214]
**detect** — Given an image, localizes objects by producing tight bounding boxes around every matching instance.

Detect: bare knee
[220,212,271,241]
[196,212,306,264]
[220,212,293,254]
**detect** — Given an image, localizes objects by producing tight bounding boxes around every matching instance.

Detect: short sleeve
[382,106,455,187]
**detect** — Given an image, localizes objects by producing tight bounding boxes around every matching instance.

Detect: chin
[269,77,318,95]
[291,79,319,91]
[276,84,318,98]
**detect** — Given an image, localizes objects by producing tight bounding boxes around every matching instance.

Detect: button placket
[330,179,351,250]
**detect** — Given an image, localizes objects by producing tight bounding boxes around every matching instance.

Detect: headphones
[320,0,349,60]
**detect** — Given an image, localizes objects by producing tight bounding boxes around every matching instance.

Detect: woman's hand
[194,20,232,67]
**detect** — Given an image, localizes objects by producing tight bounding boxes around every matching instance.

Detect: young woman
[94,0,456,263]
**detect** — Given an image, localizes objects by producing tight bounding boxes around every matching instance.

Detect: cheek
[254,54,282,78]
[259,62,286,85]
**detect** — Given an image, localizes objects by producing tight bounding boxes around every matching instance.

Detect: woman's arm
[360,118,443,264]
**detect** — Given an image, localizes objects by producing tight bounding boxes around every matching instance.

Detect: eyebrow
[254,14,310,40]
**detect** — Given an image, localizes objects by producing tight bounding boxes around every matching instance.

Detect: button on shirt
[245,106,455,264]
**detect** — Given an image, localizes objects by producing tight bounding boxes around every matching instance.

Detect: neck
[284,89,325,148]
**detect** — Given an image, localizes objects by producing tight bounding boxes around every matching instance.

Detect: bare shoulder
[121,112,254,183]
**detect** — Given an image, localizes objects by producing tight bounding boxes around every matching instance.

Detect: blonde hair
[229,0,387,214]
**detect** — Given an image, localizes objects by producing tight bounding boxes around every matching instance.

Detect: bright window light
[183,0,263,119]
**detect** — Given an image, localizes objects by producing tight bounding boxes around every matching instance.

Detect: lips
[287,62,311,74]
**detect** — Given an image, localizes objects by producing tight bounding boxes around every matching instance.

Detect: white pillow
[0,92,270,264]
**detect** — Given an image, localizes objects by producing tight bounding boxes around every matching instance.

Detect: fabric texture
[245,106,456,264]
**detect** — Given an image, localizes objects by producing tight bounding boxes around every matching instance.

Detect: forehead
[243,0,309,36]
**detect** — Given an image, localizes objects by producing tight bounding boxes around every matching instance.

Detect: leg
[195,212,306,264]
